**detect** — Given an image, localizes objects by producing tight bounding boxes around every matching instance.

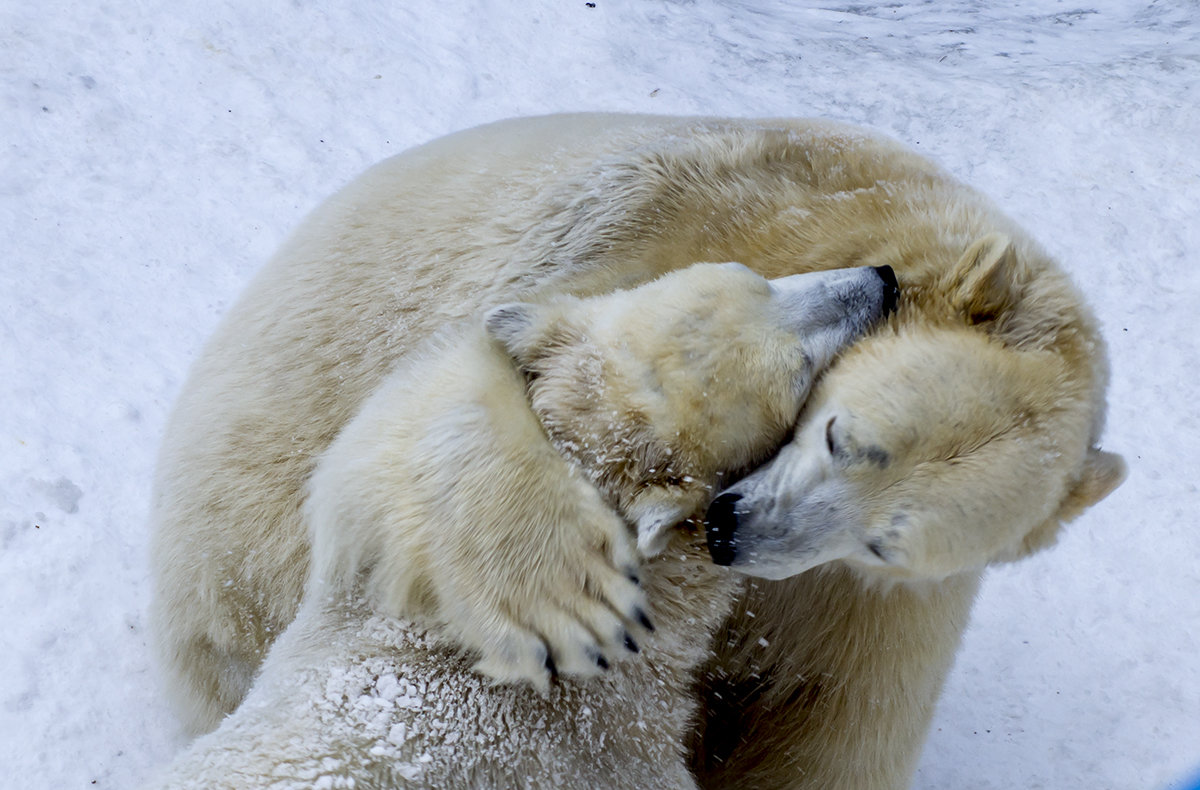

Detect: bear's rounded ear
[627,496,693,558]
[1055,447,1127,520]
[1006,447,1127,561]
[947,233,1028,325]
[484,303,542,366]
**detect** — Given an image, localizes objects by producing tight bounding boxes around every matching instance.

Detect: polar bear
[690,235,1125,789]
[150,114,1123,788]
[147,261,896,789]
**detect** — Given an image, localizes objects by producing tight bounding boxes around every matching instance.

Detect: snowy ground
[2,1,1197,788]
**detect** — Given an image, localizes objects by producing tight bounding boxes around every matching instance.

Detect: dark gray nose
[872,265,900,317]
[705,492,743,566]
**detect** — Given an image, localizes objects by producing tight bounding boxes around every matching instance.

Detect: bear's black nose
[705,492,743,566]
[872,265,900,317]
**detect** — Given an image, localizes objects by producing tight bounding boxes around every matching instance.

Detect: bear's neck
[638,525,746,677]
[693,563,982,787]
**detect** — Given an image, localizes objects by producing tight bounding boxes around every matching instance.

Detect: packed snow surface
[2,1,1197,788]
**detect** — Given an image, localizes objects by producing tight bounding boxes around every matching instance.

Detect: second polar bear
[148,261,897,788]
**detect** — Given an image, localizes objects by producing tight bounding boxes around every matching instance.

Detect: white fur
[146,586,715,790]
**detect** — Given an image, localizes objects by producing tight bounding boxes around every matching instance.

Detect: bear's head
[705,235,1127,582]
[485,261,899,555]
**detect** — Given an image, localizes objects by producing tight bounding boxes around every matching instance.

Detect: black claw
[624,632,640,653]
[544,654,558,679]
[586,644,611,670]
[635,607,656,633]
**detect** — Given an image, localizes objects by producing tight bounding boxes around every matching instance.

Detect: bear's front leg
[304,354,653,689]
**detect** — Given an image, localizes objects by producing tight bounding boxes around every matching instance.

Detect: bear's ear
[1010,447,1127,559]
[627,497,693,557]
[1055,448,1127,521]
[484,303,544,367]
[947,233,1028,325]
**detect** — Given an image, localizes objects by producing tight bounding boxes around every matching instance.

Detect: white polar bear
[151,114,1123,788]
[147,261,896,789]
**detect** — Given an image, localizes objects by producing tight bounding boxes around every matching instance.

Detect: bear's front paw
[435,510,655,689]
[477,567,652,689]
[479,564,653,688]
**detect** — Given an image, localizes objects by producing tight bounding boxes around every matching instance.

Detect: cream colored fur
[150,114,1122,788]
[148,262,886,788]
